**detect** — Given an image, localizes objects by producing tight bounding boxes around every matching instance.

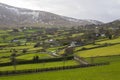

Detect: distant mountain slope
[0,3,103,28]
[100,19,120,28]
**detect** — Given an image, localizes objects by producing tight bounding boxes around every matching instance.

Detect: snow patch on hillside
[20,11,39,17]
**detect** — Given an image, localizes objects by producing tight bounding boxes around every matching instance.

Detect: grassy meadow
[0,57,120,80]
[0,28,120,80]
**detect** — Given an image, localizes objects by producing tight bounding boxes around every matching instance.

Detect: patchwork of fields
[75,38,120,57]
[0,60,78,71]
[0,29,120,80]
[0,56,120,80]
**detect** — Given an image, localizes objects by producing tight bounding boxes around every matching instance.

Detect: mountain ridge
[0,3,103,28]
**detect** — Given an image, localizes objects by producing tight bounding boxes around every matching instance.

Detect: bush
[22,49,28,53]
[81,47,87,50]
[34,42,40,48]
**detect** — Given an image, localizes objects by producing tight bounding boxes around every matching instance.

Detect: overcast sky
[0,0,120,23]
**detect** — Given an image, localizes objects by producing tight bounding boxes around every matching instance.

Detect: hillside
[100,20,120,29]
[0,3,103,28]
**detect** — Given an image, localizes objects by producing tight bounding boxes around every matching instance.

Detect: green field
[0,28,120,80]
[0,57,120,80]
[75,37,120,57]
[16,53,53,60]
[0,60,78,71]
[96,38,120,44]
[76,44,120,57]
[85,55,120,63]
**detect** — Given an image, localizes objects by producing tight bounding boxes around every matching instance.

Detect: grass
[76,44,120,57]
[0,29,120,80]
[0,60,78,71]
[7,45,33,50]
[75,37,120,51]
[0,53,53,63]
[0,52,11,57]
[16,53,53,60]
[0,59,120,80]
[47,46,65,52]
[96,37,120,44]
[0,58,10,63]
[71,33,84,37]
[58,49,65,55]
[85,55,120,63]
[75,44,99,51]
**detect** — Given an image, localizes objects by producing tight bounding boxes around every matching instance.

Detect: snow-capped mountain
[0,3,103,28]
[85,19,103,25]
